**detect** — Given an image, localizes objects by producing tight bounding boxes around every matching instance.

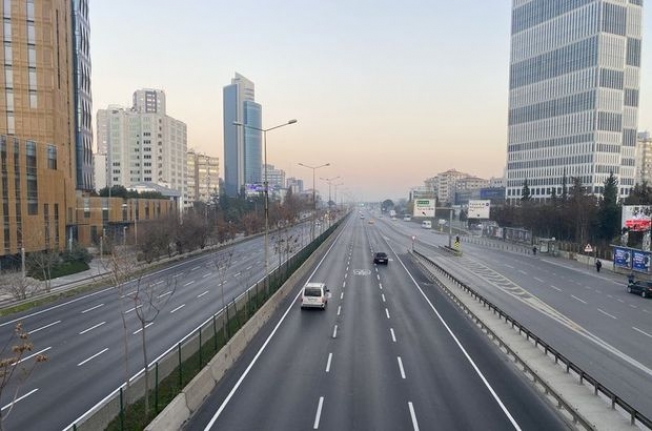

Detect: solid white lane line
[313,396,324,429]
[408,402,420,431]
[133,322,153,335]
[28,320,61,335]
[397,356,406,379]
[77,348,108,366]
[198,290,209,298]
[340,292,344,300]
[571,295,587,304]
[79,321,106,335]
[395,254,522,430]
[598,309,617,320]
[390,328,397,343]
[633,327,652,339]
[533,277,544,283]
[1,388,38,412]
[81,304,104,314]
[381,294,386,303]
[550,285,562,291]
[337,306,341,316]
[332,325,338,338]
[16,347,51,365]
[325,353,333,373]
[385,308,390,319]
[170,304,186,314]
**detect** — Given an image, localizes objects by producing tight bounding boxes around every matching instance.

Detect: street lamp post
[299,162,330,240]
[234,119,297,294]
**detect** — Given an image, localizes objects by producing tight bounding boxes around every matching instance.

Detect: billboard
[613,246,632,269]
[413,199,435,218]
[468,200,491,219]
[632,250,651,273]
[622,205,652,232]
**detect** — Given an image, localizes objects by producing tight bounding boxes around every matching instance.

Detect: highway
[0,229,303,431]
[375,213,652,418]
[187,215,567,430]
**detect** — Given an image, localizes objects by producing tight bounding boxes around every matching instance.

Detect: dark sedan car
[628,280,652,298]
[373,252,388,265]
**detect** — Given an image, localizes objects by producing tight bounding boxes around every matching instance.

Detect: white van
[422,220,432,229]
[301,282,329,310]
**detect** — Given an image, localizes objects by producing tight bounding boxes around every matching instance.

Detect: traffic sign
[584,244,593,253]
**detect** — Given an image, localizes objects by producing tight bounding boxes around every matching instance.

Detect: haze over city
[90,0,652,202]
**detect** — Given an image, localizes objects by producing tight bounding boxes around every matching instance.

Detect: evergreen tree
[521,179,531,201]
[598,171,620,241]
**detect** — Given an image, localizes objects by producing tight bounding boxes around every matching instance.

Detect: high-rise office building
[72,0,93,191]
[96,90,187,204]
[223,73,262,196]
[506,0,643,203]
[0,0,77,257]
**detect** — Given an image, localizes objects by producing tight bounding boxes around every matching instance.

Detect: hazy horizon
[90,1,652,202]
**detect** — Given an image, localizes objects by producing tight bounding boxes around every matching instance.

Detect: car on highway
[368,219,375,224]
[422,220,432,229]
[373,252,388,265]
[403,215,411,221]
[301,282,329,309]
[627,280,652,298]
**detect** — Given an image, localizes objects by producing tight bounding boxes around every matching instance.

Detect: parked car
[301,282,329,309]
[628,280,652,298]
[373,252,388,265]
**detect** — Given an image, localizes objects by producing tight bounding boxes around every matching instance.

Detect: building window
[26,0,34,21]
[3,42,11,64]
[26,141,37,215]
[29,90,36,108]
[3,0,11,18]
[27,45,35,66]
[26,22,35,43]
[4,65,12,87]
[3,19,11,41]
[47,144,57,169]
[6,113,14,134]
[28,68,36,89]
[5,89,13,111]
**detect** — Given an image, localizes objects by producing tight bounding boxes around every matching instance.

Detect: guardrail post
[119,387,125,431]
[178,342,182,389]
[155,362,159,412]
[199,328,203,368]
[213,315,218,351]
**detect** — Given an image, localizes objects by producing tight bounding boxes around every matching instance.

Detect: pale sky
[90,1,652,202]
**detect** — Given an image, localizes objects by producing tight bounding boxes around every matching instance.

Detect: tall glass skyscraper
[223,73,262,197]
[506,0,643,203]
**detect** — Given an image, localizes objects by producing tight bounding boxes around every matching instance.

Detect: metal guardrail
[411,248,652,430]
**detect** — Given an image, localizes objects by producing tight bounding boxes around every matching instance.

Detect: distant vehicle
[360,214,365,219]
[373,252,388,265]
[628,280,652,298]
[301,282,329,309]
[422,220,432,229]
[403,215,411,222]
[368,219,375,224]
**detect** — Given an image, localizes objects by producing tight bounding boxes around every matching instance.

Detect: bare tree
[26,251,59,292]
[127,274,177,417]
[0,323,47,430]
[0,272,41,301]
[104,250,143,391]
[210,250,233,341]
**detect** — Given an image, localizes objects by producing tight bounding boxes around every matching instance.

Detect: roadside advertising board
[413,199,435,218]
[613,247,632,269]
[632,250,651,273]
[468,200,491,219]
[622,205,652,232]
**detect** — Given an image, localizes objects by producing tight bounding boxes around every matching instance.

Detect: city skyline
[90,1,652,201]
